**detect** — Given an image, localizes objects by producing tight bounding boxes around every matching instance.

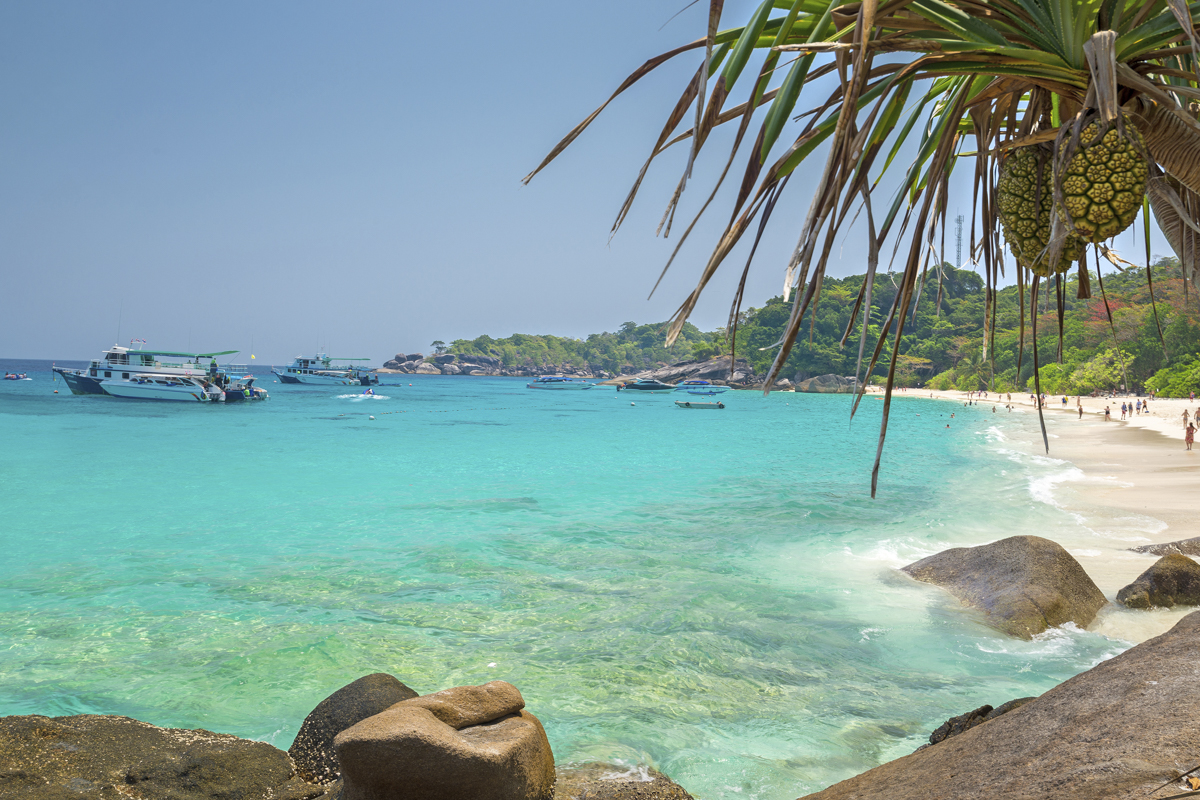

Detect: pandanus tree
[524,0,1200,494]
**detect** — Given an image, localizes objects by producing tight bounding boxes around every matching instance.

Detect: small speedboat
[526,376,594,389]
[101,374,225,402]
[675,400,725,409]
[618,379,676,393]
[674,379,727,395]
[3,373,27,380]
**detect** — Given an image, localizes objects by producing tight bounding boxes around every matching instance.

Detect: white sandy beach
[886,386,1200,643]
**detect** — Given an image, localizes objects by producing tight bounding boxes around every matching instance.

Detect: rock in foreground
[902,535,1106,638]
[1116,553,1200,609]
[289,672,419,783]
[335,680,555,800]
[0,714,328,800]
[795,374,857,393]
[554,763,695,799]
[801,610,1200,800]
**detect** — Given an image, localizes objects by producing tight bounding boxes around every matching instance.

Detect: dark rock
[383,360,402,369]
[335,681,554,800]
[0,714,326,800]
[801,610,1200,800]
[1130,536,1200,557]
[902,535,1106,638]
[434,353,456,364]
[405,353,424,362]
[1117,553,1200,609]
[554,762,695,799]
[926,697,1036,746]
[289,673,419,784]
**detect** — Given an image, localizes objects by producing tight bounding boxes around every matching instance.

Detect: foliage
[445,321,713,374]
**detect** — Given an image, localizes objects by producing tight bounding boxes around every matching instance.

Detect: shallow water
[0,363,1161,798]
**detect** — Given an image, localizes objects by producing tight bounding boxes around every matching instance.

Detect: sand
[880,386,1200,644]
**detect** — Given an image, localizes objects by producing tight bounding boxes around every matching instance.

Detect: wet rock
[1117,553,1200,609]
[902,535,1106,638]
[0,714,326,800]
[335,681,554,800]
[1130,536,1200,557]
[554,762,695,799]
[289,673,419,784]
[801,610,1200,800]
[925,697,1037,746]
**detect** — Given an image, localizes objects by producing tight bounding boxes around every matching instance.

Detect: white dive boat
[674,379,728,395]
[674,399,725,409]
[272,354,379,386]
[101,374,226,402]
[526,376,595,389]
[52,342,239,396]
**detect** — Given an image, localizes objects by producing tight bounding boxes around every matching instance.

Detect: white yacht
[272,354,379,386]
[101,374,226,402]
[53,341,267,402]
[53,342,238,396]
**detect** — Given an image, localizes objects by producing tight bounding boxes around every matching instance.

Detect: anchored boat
[52,341,267,402]
[674,379,728,395]
[526,376,595,389]
[272,354,379,386]
[617,379,676,393]
[674,400,725,409]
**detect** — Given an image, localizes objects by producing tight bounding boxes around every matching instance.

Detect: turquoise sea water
[0,360,1138,798]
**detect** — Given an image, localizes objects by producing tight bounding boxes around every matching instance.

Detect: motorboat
[53,342,238,396]
[526,376,595,389]
[100,374,225,402]
[3,373,27,380]
[222,373,269,402]
[617,379,676,393]
[674,400,725,409]
[272,354,379,386]
[674,379,727,395]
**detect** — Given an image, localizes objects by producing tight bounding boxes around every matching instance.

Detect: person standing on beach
[1105,405,1111,421]
[1184,409,1191,429]
[1187,424,1195,451]
[1078,403,1083,419]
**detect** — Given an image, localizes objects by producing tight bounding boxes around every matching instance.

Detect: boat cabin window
[104,371,111,377]
[90,369,97,377]
[123,373,129,379]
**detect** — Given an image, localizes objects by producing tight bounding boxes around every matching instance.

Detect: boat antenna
[116,304,123,345]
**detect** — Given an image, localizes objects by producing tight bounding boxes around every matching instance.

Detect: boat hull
[621,387,675,393]
[101,380,220,402]
[674,400,725,409]
[271,368,356,386]
[53,368,107,396]
[526,383,594,389]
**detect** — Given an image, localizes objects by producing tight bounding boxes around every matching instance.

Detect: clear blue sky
[1,1,1171,363]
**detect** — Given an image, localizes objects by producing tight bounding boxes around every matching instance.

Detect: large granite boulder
[796,374,855,393]
[441,363,462,375]
[434,353,457,364]
[289,672,419,784]
[1116,553,1200,609]
[554,763,695,799]
[415,362,441,374]
[801,610,1200,800]
[0,714,328,800]
[335,680,554,800]
[902,536,1106,638]
[405,353,424,362]
[1130,536,1200,557]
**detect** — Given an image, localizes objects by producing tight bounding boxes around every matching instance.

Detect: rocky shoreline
[379,351,867,394]
[6,536,1200,799]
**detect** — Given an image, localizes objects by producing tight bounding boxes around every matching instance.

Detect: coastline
[894,387,1199,643]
